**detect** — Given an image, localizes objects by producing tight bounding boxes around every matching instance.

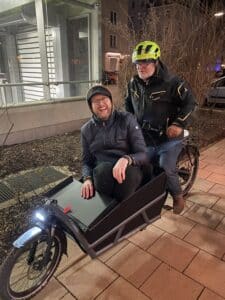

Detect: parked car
[215,64,225,78]
[205,76,225,106]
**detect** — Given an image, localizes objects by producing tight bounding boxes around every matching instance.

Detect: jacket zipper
[103,121,106,145]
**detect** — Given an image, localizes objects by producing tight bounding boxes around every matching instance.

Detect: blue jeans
[147,139,183,197]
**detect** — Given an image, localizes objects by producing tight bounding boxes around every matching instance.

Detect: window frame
[109,34,117,48]
[110,11,117,25]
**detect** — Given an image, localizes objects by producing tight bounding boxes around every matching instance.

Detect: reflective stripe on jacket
[125,60,197,144]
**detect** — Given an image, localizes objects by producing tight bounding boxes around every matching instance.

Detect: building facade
[101,0,129,82]
[0,0,128,145]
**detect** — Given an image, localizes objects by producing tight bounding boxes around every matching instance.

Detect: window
[110,11,117,25]
[110,35,117,48]
[131,1,135,9]
[0,0,100,104]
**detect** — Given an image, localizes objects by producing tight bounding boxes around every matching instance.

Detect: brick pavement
[34,138,225,300]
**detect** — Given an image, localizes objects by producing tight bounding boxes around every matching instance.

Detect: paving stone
[183,204,224,229]
[219,153,225,161]
[140,263,203,300]
[212,198,225,214]
[199,288,225,300]
[204,164,225,176]
[201,157,225,166]
[216,139,225,147]
[209,184,225,199]
[185,251,225,298]
[197,168,212,179]
[58,259,117,300]
[128,224,164,250]
[183,200,195,212]
[96,277,149,300]
[106,243,161,288]
[99,240,129,262]
[32,278,67,300]
[207,173,225,186]
[61,294,76,300]
[184,224,225,258]
[148,233,199,272]
[55,237,86,276]
[216,217,225,235]
[193,178,215,192]
[201,148,225,159]
[186,190,219,208]
[199,161,207,169]
[153,211,195,238]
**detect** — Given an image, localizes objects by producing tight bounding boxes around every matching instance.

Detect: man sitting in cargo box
[80,85,149,201]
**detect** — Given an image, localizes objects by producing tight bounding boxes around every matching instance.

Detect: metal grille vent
[0,182,15,203]
[5,167,67,195]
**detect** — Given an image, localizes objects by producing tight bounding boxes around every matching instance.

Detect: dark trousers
[93,162,143,201]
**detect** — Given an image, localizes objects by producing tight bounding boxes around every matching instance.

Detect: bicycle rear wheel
[177,144,199,196]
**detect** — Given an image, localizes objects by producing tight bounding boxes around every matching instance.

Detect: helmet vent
[145,45,152,53]
[137,45,143,55]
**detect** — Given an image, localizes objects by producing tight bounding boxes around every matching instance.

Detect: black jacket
[125,60,197,144]
[81,111,148,179]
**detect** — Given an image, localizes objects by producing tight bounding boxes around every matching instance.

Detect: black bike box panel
[46,172,167,245]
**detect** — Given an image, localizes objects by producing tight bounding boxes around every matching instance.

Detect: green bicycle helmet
[132,40,161,63]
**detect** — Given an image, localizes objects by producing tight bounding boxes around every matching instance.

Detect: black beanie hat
[86,85,112,108]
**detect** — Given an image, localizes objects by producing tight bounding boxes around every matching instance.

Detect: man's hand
[166,125,183,138]
[113,157,129,184]
[81,179,94,199]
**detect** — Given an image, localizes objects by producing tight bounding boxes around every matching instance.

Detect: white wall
[0,98,91,145]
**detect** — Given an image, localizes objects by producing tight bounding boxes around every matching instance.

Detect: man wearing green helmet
[125,40,197,214]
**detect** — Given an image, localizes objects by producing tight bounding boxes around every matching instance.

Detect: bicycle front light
[34,209,47,222]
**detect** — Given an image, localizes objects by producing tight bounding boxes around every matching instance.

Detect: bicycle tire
[0,230,63,300]
[177,144,199,196]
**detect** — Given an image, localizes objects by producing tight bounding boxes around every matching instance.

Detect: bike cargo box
[45,172,167,256]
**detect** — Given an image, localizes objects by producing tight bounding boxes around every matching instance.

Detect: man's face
[91,94,113,120]
[136,61,156,81]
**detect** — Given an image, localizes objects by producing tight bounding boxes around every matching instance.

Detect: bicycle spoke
[8,240,56,294]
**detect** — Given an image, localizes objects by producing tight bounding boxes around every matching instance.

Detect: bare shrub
[104,0,225,107]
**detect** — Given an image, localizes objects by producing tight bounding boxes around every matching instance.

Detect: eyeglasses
[136,61,156,67]
[91,96,110,105]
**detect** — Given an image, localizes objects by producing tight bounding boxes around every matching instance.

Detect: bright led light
[183,129,190,138]
[35,211,45,222]
[214,11,225,17]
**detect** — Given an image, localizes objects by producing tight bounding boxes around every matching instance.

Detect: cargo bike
[0,131,199,300]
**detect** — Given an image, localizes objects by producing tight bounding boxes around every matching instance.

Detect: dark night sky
[201,0,225,7]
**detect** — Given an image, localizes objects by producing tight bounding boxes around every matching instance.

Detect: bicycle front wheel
[0,231,63,300]
[177,144,199,196]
